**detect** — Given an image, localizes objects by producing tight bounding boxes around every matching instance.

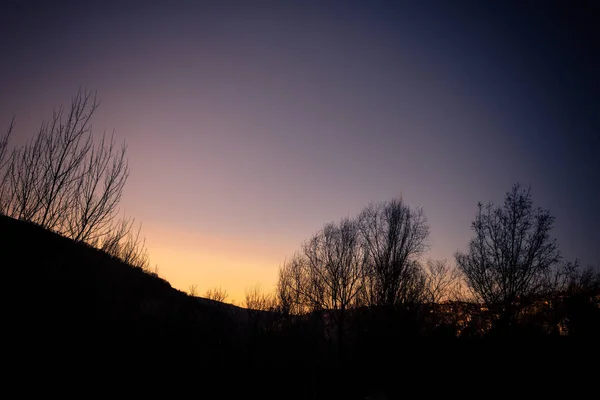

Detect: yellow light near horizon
[141,223,282,304]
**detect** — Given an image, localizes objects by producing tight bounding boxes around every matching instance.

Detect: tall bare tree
[302,218,364,314]
[455,183,561,324]
[305,217,364,347]
[0,89,130,247]
[38,92,97,229]
[357,198,429,308]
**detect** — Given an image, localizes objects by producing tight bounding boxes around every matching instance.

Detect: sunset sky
[2,0,599,303]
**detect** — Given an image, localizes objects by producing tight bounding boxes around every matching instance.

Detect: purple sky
[2,1,599,301]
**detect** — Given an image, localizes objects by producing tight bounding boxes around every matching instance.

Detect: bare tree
[188,285,199,297]
[63,132,128,242]
[357,198,429,308]
[302,218,364,315]
[245,284,277,332]
[424,259,463,304]
[276,217,365,350]
[99,213,135,255]
[455,183,561,325]
[0,89,130,247]
[276,253,310,316]
[99,217,150,270]
[554,261,600,296]
[277,198,431,313]
[117,222,150,270]
[275,198,432,351]
[245,284,276,311]
[205,287,229,302]
[37,92,97,229]
[7,132,46,221]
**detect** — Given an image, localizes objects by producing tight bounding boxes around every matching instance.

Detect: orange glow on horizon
[141,223,287,304]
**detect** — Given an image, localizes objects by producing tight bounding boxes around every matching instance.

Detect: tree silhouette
[205,287,229,302]
[0,89,129,245]
[455,183,561,327]
[188,285,199,296]
[245,283,276,312]
[276,253,306,316]
[278,199,431,314]
[357,198,429,308]
[424,259,463,304]
[560,264,600,338]
[244,284,278,337]
[63,131,128,242]
[277,217,365,350]
[303,217,364,314]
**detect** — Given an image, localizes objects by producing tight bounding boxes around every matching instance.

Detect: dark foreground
[2,214,597,399]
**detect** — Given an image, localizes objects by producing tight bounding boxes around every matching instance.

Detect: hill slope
[0,215,245,344]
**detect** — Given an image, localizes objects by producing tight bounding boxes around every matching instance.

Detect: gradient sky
[2,0,599,302]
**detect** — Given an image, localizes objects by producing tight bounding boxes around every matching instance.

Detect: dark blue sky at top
[1,1,599,280]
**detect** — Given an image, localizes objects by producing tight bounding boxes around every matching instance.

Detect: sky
[2,0,599,303]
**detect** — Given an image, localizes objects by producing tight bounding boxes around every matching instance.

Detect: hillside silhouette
[1,214,243,347]
[2,214,597,399]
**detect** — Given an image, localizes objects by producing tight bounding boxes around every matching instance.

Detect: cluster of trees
[183,184,597,344]
[0,89,150,271]
[274,198,432,341]
[184,187,597,397]
[268,184,599,338]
